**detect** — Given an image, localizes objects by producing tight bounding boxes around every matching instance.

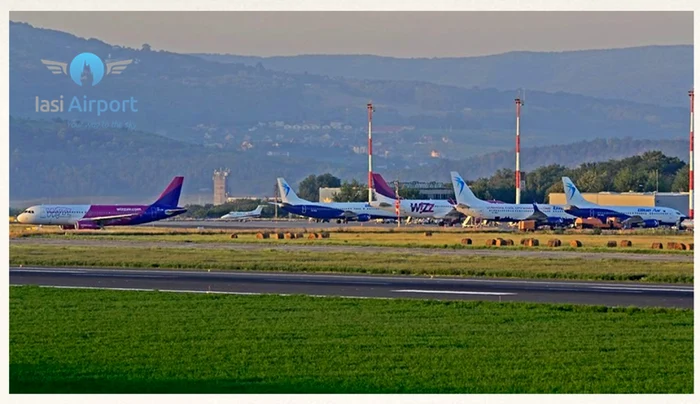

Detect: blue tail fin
[153,176,184,208]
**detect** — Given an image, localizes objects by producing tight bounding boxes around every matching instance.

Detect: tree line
[293,151,689,204]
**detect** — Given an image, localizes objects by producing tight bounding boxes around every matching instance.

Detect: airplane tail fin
[450,171,486,207]
[371,173,398,199]
[562,177,596,206]
[152,176,184,208]
[277,178,305,204]
[254,205,265,214]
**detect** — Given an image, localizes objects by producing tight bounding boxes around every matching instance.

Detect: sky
[9,11,693,58]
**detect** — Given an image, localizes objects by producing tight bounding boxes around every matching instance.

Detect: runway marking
[392,289,516,296]
[20,285,395,300]
[592,286,695,293]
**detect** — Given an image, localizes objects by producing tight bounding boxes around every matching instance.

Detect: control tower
[213,168,230,205]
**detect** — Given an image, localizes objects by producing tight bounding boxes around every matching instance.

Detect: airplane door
[302,206,307,214]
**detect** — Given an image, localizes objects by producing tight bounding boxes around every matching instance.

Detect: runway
[10,266,694,308]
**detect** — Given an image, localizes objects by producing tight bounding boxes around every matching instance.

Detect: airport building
[319,187,340,203]
[548,192,690,216]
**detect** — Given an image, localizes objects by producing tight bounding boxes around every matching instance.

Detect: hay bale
[320,232,330,239]
[651,242,663,249]
[606,241,617,248]
[486,238,496,246]
[689,243,694,251]
[295,233,305,239]
[569,240,582,247]
[505,239,515,246]
[620,240,632,247]
[230,233,238,239]
[255,232,269,239]
[460,238,472,245]
[524,238,539,247]
[307,233,318,239]
[424,231,433,237]
[676,243,687,250]
[270,232,285,239]
[547,239,562,247]
[666,242,679,250]
[519,238,528,245]
[284,232,296,239]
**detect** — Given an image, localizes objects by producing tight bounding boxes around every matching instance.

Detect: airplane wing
[433,208,463,219]
[83,213,141,223]
[340,210,359,219]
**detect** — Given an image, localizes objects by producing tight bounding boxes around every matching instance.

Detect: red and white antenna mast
[515,92,524,204]
[689,89,694,219]
[367,102,375,203]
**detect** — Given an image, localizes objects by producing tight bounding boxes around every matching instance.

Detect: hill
[195,46,693,108]
[10,21,687,155]
[9,117,690,203]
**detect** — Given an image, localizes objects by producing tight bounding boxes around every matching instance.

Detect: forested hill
[9,117,690,202]
[401,137,690,181]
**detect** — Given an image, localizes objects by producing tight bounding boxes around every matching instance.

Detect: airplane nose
[17,213,27,223]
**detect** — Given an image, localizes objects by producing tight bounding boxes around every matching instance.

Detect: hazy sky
[10,11,693,57]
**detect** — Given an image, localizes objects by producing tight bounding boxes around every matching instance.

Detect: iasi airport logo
[35,52,138,117]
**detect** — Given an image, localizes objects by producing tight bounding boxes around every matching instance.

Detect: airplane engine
[356,214,371,222]
[59,225,76,230]
[642,219,660,228]
[74,220,100,230]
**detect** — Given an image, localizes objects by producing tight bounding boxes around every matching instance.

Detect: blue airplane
[276,178,396,222]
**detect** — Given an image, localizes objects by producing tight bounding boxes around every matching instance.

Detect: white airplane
[450,171,576,226]
[369,173,461,221]
[562,177,686,228]
[276,178,395,222]
[219,205,265,221]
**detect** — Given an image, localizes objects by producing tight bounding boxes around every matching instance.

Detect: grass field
[9,244,694,283]
[11,225,695,255]
[9,286,693,393]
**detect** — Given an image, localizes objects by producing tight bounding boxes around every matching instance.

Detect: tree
[297,173,341,202]
[672,166,689,192]
[141,43,151,52]
[397,186,421,199]
[333,179,367,202]
[612,167,639,192]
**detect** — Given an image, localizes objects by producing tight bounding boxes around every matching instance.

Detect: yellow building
[548,192,690,216]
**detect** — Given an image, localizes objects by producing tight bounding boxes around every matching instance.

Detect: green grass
[9,244,694,283]
[10,286,693,393]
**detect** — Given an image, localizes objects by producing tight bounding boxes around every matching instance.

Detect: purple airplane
[16,177,187,229]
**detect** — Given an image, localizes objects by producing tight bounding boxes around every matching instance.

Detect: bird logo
[41,52,133,86]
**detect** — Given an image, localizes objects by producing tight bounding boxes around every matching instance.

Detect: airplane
[450,171,576,227]
[276,178,396,222]
[220,205,265,221]
[369,173,462,223]
[16,176,187,229]
[561,177,686,228]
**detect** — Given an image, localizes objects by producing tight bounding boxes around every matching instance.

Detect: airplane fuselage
[565,205,684,226]
[280,202,396,221]
[16,204,186,227]
[456,203,576,223]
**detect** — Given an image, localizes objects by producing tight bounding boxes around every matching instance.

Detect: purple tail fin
[153,176,184,207]
[372,173,398,199]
